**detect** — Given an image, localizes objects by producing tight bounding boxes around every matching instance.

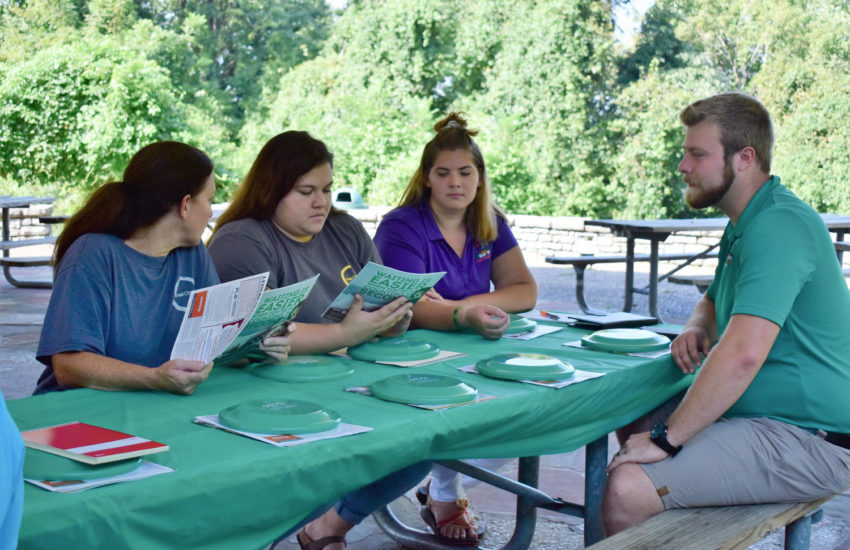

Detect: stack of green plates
[218,399,341,434]
[476,353,575,381]
[504,314,537,335]
[580,328,670,353]
[348,336,440,362]
[24,448,142,481]
[251,356,353,382]
[369,374,478,406]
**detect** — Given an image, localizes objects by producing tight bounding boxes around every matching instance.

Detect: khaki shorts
[640,412,850,509]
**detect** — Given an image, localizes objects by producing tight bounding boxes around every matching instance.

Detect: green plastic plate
[580,328,671,353]
[370,374,478,406]
[250,355,354,383]
[476,353,575,381]
[503,315,537,335]
[23,448,143,481]
[348,336,441,362]
[218,399,341,435]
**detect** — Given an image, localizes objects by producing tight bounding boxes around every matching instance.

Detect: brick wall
[3,205,54,239]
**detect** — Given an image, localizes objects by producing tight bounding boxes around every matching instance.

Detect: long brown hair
[399,112,502,243]
[54,141,213,268]
[210,131,334,237]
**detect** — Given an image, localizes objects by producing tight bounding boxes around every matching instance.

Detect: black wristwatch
[650,422,683,457]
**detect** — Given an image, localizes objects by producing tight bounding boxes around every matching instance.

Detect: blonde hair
[398,112,503,243]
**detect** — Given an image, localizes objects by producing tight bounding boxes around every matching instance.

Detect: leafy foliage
[1,0,848,218]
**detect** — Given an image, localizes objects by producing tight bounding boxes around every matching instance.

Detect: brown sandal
[296,527,346,550]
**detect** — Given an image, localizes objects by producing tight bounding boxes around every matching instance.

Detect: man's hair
[680,92,773,173]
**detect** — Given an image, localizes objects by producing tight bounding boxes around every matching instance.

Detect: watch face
[651,422,665,438]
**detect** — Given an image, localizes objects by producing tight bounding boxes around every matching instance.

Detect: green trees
[1,0,848,217]
[606,0,850,218]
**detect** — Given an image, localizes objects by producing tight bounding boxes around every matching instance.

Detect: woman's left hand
[259,322,296,361]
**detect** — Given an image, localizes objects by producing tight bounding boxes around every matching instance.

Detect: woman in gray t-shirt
[208,131,413,354]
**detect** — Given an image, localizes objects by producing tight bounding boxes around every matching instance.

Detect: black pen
[539,310,561,320]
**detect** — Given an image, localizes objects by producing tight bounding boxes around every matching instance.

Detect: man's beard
[685,161,734,209]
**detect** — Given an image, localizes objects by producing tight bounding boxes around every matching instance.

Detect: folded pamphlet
[322,262,445,322]
[170,273,318,364]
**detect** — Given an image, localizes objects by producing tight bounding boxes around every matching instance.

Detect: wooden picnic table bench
[587,495,834,550]
[545,250,719,315]
[665,239,850,295]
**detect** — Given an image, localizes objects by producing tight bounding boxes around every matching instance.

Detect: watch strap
[650,423,683,457]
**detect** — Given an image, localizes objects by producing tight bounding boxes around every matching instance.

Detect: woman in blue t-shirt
[35,141,291,395]
[374,113,538,545]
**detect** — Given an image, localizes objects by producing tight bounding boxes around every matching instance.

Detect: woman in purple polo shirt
[374,112,538,546]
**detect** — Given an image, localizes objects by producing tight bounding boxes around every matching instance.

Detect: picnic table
[8,324,690,549]
[550,215,850,319]
[0,195,57,288]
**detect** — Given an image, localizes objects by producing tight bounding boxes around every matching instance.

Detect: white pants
[429,458,514,502]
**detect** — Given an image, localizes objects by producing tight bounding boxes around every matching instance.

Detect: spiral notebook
[21,421,169,465]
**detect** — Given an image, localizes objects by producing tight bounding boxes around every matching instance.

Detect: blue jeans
[276,461,431,540]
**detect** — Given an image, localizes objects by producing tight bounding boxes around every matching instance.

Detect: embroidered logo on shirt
[725,239,740,265]
[476,243,491,263]
[340,265,357,285]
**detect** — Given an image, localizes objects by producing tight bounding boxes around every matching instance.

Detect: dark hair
[680,92,773,172]
[54,141,213,268]
[398,112,501,243]
[211,131,334,236]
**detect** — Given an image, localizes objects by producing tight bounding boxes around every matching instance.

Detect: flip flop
[417,485,486,537]
[296,527,346,550]
[420,504,480,546]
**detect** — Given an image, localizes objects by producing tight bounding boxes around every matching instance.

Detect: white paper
[25,461,173,493]
[457,364,605,388]
[171,273,269,363]
[502,324,564,340]
[193,415,372,447]
[322,262,445,321]
[215,275,319,364]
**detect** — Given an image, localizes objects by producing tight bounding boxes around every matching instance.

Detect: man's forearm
[665,314,779,446]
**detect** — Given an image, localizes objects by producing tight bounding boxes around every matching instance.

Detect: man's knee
[602,463,664,535]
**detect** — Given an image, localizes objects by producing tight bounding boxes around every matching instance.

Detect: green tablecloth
[8,325,691,549]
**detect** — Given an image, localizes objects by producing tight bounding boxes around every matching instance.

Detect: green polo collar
[729,175,780,238]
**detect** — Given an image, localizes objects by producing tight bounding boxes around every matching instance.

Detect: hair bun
[434,112,478,137]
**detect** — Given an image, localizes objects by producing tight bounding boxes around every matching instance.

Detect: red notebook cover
[21,421,169,465]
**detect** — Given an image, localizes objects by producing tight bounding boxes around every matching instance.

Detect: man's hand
[671,326,713,374]
[154,359,213,395]
[607,431,671,473]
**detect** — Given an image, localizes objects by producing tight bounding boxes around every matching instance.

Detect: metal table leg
[622,237,635,312]
[373,444,608,550]
[648,240,660,320]
[584,436,608,546]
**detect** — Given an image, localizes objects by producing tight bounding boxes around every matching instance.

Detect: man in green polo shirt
[601,92,850,534]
